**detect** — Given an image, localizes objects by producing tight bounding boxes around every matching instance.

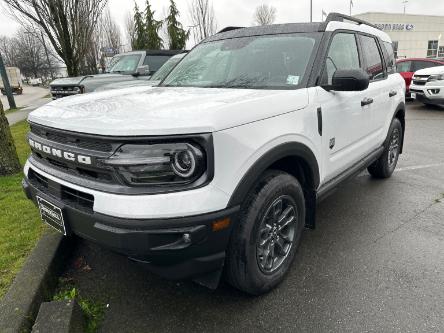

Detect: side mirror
[323,69,369,92]
[134,65,149,76]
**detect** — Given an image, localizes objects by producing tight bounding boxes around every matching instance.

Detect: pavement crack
[372,194,443,244]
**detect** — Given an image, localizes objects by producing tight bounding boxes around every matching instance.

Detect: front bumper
[22,175,239,280]
[410,84,444,105]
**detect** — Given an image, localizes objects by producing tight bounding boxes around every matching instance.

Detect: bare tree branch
[253,4,276,26]
[188,0,217,44]
[2,0,108,76]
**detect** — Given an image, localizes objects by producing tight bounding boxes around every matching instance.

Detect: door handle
[361,97,374,107]
[389,90,397,97]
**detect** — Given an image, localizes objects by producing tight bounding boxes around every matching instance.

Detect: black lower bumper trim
[23,176,239,280]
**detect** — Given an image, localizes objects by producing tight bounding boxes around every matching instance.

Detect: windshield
[150,56,183,81]
[162,34,318,89]
[109,54,142,74]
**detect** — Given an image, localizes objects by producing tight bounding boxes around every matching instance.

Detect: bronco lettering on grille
[29,138,92,165]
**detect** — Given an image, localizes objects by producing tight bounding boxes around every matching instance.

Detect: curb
[0,231,73,332]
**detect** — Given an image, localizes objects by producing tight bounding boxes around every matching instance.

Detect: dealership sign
[375,23,415,31]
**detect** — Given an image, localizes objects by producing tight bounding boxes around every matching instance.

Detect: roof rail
[217,26,245,34]
[320,12,379,30]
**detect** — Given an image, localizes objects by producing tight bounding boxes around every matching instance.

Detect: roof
[205,23,322,42]
[144,50,188,56]
[205,13,388,43]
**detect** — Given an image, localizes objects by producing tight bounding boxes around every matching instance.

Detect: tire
[368,118,403,178]
[225,170,305,295]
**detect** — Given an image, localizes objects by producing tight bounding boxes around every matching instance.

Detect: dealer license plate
[411,92,416,99]
[37,196,66,235]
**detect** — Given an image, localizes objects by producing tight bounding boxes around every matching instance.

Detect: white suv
[410,65,444,106]
[23,13,405,295]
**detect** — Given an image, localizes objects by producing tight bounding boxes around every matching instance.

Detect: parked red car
[396,58,444,97]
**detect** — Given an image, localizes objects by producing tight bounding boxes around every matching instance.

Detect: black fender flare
[227,142,320,207]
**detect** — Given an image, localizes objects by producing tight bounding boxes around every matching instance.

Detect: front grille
[412,75,429,86]
[50,86,81,99]
[30,125,113,152]
[28,169,94,211]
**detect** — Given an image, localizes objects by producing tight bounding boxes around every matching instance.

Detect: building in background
[354,12,444,59]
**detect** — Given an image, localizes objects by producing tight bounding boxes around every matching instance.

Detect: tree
[253,4,277,26]
[125,11,136,50]
[0,100,20,175]
[1,30,59,80]
[86,6,122,73]
[144,0,163,49]
[132,3,147,50]
[2,0,108,77]
[166,0,189,50]
[131,1,163,50]
[189,0,217,43]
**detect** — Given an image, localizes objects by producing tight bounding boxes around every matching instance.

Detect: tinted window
[323,33,360,85]
[383,42,396,74]
[163,34,319,90]
[360,35,384,81]
[413,60,441,71]
[396,61,412,73]
[144,55,172,72]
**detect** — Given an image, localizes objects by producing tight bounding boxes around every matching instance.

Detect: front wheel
[368,118,403,178]
[225,171,305,295]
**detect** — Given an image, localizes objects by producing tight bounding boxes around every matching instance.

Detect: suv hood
[415,65,444,76]
[28,86,309,136]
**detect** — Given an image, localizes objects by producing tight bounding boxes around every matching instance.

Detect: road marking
[395,163,444,172]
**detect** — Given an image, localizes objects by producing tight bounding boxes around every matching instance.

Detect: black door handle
[389,90,397,97]
[361,97,374,106]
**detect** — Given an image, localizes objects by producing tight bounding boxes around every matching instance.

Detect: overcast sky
[1,0,444,48]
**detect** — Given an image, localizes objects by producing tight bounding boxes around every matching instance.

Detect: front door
[315,32,373,182]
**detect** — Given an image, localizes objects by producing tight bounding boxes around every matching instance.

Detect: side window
[360,35,385,81]
[383,42,396,74]
[323,33,360,85]
[396,61,412,73]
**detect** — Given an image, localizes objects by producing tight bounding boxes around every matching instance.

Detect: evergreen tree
[166,0,189,50]
[133,3,147,50]
[145,0,163,49]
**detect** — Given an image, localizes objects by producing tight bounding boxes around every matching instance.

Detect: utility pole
[0,52,16,110]
[350,0,353,16]
[310,0,313,22]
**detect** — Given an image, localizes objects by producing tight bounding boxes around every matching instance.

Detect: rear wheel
[225,171,305,295]
[368,118,403,178]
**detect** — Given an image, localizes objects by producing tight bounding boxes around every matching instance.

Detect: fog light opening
[428,89,440,95]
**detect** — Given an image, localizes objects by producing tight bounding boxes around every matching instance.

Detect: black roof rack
[217,26,245,34]
[320,12,379,30]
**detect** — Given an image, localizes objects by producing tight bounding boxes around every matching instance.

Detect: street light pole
[310,0,313,22]
[0,52,16,110]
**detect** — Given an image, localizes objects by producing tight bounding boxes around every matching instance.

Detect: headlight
[427,74,444,82]
[100,143,206,186]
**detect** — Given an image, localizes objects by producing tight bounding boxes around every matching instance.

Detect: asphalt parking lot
[63,101,444,332]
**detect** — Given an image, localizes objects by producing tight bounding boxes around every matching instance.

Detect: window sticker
[286,75,300,85]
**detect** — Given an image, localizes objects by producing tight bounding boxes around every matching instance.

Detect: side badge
[329,138,335,150]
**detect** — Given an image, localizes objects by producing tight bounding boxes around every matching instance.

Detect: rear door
[316,32,372,181]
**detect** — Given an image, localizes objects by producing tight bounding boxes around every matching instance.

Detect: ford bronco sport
[23,13,405,295]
